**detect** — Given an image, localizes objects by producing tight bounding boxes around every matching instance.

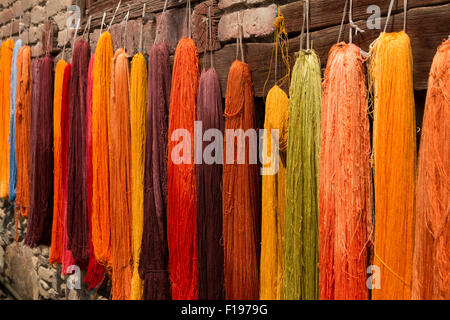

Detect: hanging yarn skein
[25,54,54,248]
[0,39,14,199]
[61,63,78,274]
[223,57,261,298]
[67,40,90,264]
[369,31,416,300]
[9,39,22,203]
[319,43,372,300]
[109,48,133,300]
[196,68,224,300]
[49,58,67,264]
[26,58,41,242]
[15,45,31,218]
[92,31,113,267]
[167,37,199,300]
[284,49,322,300]
[260,9,290,301]
[412,39,450,300]
[84,54,105,290]
[139,43,172,300]
[129,52,147,300]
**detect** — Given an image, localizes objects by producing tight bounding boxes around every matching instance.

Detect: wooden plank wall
[84,0,450,97]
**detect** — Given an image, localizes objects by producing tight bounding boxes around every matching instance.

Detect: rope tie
[154,0,169,45]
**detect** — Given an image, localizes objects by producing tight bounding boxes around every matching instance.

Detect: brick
[46,0,72,18]
[218,4,276,42]
[31,40,43,57]
[53,11,68,31]
[30,6,45,24]
[192,0,221,54]
[218,0,245,10]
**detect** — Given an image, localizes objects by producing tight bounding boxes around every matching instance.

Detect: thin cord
[299,0,306,51]
[73,17,80,51]
[337,0,348,43]
[121,9,130,49]
[108,0,122,31]
[239,12,244,62]
[139,3,146,51]
[383,0,395,33]
[306,0,310,51]
[82,16,92,39]
[154,0,169,45]
[403,0,408,31]
[208,6,214,68]
[100,12,106,34]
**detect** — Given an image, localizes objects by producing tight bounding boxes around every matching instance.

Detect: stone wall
[0,200,108,300]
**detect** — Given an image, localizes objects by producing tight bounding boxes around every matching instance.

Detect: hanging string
[100,12,106,34]
[348,0,364,44]
[337,0,348,43]
[299,0,306,51]
[154,0,169,45]
[305,0,310,51]
[187,0,192,39]
[235,12,244,62]
[403,0,408,31]
[82,15,92,41]
[108,0,122,31]
[139,3,146,51]
[208,6,214,68]
[121,8,130,49]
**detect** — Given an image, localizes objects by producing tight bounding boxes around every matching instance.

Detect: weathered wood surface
[83,1,450,96]
[212,3,450,96]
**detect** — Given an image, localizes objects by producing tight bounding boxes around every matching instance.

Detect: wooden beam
[212,3,450,97]
[282,0,450,34]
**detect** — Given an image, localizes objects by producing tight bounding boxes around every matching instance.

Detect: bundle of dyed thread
[130,52,148,300]
[284,49,322,300]
[223,60,260,300]
[139,43,171,300]
[49,58,67,264]
[14,45,31,218]
[25,55,54,247]
[412,39,450,300]
[0,39,14,199]
[9,39,22,203]
[167,37,199,300]
[92,31,113,267]
[84,54,105,290]
[67,40,91,264]
[369,31,416,300]
[260,85,289,300]
[196,67,224,300]
[61,63,76,274]
[319,43,372,300]
[109,48,133,300]
[260,9,290,300]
